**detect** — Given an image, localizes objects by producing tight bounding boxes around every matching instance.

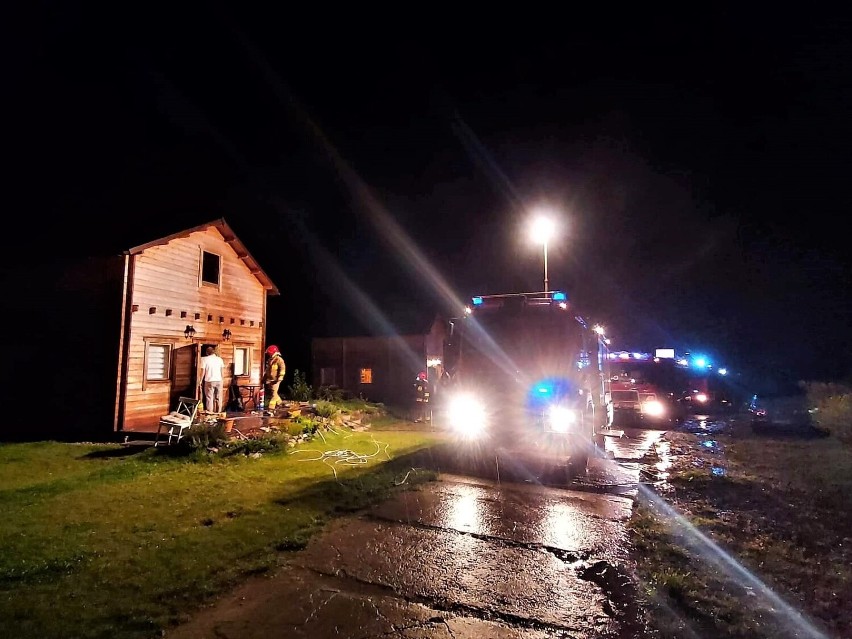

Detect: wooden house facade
[3,218,278,441]
[311,315,447,409]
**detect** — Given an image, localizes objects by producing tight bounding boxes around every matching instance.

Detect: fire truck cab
[607,371,679,427]
[442,291,611,471]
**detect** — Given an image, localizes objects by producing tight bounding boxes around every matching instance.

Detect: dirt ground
[629,416,850,639]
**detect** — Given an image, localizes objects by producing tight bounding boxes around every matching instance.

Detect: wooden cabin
[311,314,447,409]
[1,218,278,441]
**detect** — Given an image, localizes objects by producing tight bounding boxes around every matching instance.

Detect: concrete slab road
[166,429,664,638]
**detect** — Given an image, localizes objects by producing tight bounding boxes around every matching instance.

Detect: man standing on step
[200,345,225,413]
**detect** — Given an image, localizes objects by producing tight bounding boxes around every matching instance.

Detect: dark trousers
[412,400,431,422]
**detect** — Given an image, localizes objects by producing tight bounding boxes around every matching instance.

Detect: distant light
[619,352,630,360]
[558,302,568,309]
[604,338,611,344]
[655,348,675,359]
[718,368,728,376]
[535,382,552,394]
[692,356,708,369]
[676,358,689,367]
[593,325,605,335]
[427,358,442,367]
[552,291,567,301]
[464,306,472,315]
[472,296,483,306]
[632,352,644,359]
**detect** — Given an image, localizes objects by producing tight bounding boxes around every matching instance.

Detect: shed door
[171,344,199,407]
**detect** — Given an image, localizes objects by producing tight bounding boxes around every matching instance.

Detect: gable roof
[126,217,279,295]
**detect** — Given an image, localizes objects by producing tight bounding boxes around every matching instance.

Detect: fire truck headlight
[547,405,578,433]
[642,400,666,417]
[447,394,487,437]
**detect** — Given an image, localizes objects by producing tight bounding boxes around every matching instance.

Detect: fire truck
[607,374,676,426]
[442,291,611,470]
[606,354,691,425]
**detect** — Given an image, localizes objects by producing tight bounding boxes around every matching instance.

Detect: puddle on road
[654,439,672,482]
[633,417,739,489]
[680,415,730,434]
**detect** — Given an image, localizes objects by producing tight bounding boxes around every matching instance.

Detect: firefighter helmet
[265,345,280,355]
[417,371,427,380]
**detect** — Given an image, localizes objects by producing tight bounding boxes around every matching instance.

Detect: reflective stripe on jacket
[264,353,286,383]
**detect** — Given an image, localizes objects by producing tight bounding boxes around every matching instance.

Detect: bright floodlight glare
[530,216,556,244]
[548,405,576,433]
[448,394,487,437]
[593,325,605,335]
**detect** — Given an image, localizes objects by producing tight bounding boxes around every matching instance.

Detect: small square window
[359,368,372,384]
[201,251,221,286]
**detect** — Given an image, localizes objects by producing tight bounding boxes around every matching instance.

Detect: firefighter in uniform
[263,345,286,415]
[412,371,431,422]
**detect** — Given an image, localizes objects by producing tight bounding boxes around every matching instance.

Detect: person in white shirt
[200,346,226,413]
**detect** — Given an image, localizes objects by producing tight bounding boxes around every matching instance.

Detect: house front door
[171,343,199,408]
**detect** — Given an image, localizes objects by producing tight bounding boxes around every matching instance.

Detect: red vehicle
[607,374,679,426]
[442,291,612,470]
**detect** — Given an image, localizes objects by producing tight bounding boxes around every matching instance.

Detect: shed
[311,313,448,409]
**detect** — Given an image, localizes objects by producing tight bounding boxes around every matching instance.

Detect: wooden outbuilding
[2,218,278,441]
[311,314,448,410]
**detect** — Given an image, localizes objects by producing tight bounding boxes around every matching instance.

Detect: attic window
[201,250,221,287]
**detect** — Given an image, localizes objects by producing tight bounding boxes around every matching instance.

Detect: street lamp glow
[530,216,556,245]
[529,214,557,293]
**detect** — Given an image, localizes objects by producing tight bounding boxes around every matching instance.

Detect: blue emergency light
[552,291,567,301]
[472,296,483,306]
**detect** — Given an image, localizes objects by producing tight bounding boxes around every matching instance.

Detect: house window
[359,368,373,384]
[201,250,221,287]
[321,367,337,386]
[146,343,172,380]
[233,346,250,377]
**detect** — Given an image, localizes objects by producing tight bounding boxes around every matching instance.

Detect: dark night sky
[5,5,852,392]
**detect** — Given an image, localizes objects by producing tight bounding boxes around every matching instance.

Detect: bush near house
[287,369,313,401]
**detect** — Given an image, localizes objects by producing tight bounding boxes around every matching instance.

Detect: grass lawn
[629,422,852,638]
[0,428,439,639]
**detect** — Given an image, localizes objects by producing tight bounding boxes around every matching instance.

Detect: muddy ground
[628,414,850,639]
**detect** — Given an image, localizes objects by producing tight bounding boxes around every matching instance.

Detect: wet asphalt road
[167,426,670,639]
